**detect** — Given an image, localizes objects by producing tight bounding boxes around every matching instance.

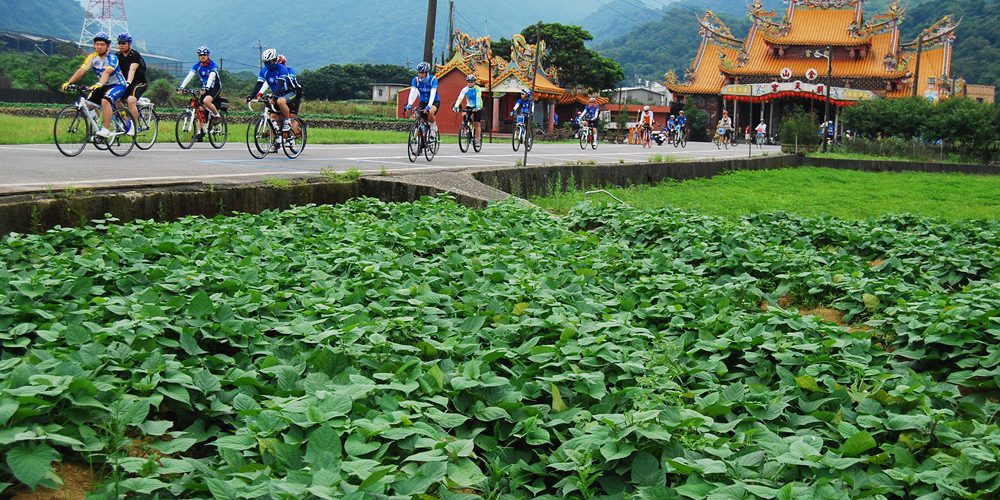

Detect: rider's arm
[95,65,114,87]
[406,78,419,107]
[126,63,139,85]
[205,70,217,89]
[454,86,468,109]
[249,81,265,98]
[426,79,438,108]
[66,66,88,85]
[180,70,196,89]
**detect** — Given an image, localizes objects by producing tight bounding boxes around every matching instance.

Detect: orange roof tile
[762,8,866,46]
[889,45,947,98]
[723,29,907,80]
[558,92,608,105]
[666,39,741,95]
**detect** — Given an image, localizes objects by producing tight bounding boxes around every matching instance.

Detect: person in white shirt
[755,120,767,144]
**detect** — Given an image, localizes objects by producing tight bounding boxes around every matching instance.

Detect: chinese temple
[665,0,959,138]
[397,31,575,135]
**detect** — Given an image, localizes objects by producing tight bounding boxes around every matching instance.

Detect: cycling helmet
[93,32,111,44]
[465,74,477,83]
[196,46,210,56]
[643,105,650,111]
[679,110,685,114]
[416,61,431,74]
[670,114,675,118]
[521,88,532,97]
[117,32,132,44]
[589,97,596,103]
[261,48,278,63]
[276,54,287,65]
[722,110,729,115]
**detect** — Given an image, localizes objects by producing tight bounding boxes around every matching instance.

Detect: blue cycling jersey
[677,115,687,126]
[410,75,439,103]
[257,63,299,95]
[191,61,221,89]
[514,98,533,115]
[583,105,600,120]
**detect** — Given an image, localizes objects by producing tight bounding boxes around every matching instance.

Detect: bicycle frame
[178,91,207,135]
[71,92,128,140]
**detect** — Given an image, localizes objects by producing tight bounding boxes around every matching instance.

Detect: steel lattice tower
[79,0,129,48]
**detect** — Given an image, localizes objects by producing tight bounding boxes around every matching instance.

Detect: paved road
[0,141,781,195]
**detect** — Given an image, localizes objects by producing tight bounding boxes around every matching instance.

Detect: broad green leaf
[119,477,169,494]
[6,443,58,490]
[842,431,877,457]
[551,383,568,412]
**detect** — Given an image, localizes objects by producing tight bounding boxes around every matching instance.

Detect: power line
[453,7,485,38]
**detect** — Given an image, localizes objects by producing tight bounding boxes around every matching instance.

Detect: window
[377,89,384,97]
[977,98,984,103]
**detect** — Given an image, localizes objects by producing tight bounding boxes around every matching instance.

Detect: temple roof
[436,30,564,98]
[761,8,869,47]
[665,12,743,95]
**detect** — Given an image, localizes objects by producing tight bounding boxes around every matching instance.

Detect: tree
[519,23,624,91]
[298,64,413,101]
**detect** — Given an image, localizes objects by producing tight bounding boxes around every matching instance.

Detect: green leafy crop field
[1,198,999,498]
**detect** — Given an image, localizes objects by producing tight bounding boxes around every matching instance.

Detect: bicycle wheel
[208,114,228,149]
[282,118,307,159]
[424,128,437,161]
[407,124,420,162]
[175,111,196,149]
[525,128,533,152]
[107,107,136,157]
[512,125,521,152]
[53,106,90,157]
[252,117,278,158]
[579,129,587,149]
[134,106,158,150]
[458,122,470,153]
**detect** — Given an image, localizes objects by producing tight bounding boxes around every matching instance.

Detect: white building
[371,83,409,104]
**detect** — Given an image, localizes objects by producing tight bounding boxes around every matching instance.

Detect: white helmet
[261,48,278,63]
[643,105,650,111]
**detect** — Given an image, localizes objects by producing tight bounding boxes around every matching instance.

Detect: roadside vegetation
[533,167,1000,219]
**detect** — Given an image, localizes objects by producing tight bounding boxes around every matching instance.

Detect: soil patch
[9,463,95,500]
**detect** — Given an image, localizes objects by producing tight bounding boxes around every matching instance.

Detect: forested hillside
[0,0,83,39]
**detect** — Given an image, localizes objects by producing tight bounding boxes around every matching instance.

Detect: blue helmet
[93,32,111,43]
[117,32,132,44]
[416,61,431,74]
[465,74,477,83]
[196,45,210,56]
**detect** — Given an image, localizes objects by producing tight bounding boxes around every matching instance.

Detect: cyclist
[755,120,767,144]
[177,46,222,139]
[717,110,733,145]
[404,62,440,140]
[452,74,484,144]
[114,32,148,133]
[582,97,601,145]
[637,105,655,146]
[511,88,534,120]
[247,49,303,134]
[676,110,688,140]
[61,32,128,139]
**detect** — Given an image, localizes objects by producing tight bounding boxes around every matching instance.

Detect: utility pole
[253,40,266,69]
[447,0,455,60]
[823,44,833,151]
[912,35,924,98]
[523,22,542,168]
[423,0,438,65]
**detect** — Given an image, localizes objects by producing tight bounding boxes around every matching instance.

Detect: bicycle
[579,122,598,150]
[53,84,136,157]
[672,125,688,148]
[406,108,437,162]
[247,95,308,159]
[713,127,730,150]
[118,96,159,150]
[756,131,766,149]
[512,113,533,152]
[175,89,228,150]
[640,124,653,149]
[457,106,482,153]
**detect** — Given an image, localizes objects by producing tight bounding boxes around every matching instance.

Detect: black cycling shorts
[463,107,482,122]
[419,101,441,111]
[199,86,221,106]
[125,82,147,100]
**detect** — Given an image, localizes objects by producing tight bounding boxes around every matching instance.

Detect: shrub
[780,110,821,146]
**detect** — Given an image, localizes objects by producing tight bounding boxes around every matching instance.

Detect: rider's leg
[126,95,140,128]
[276,98,291,130]
[427,104,439,135]
[100,98,114,130]
[203,95,219,116]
